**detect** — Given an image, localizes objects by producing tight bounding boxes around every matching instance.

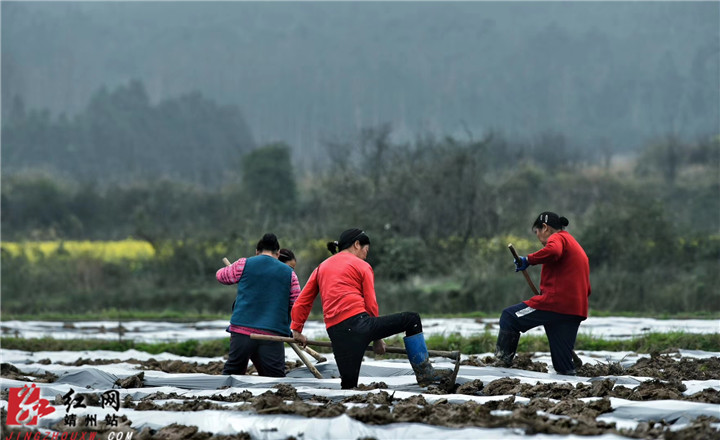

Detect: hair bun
[560,217,570,227]
[256,233,280,252]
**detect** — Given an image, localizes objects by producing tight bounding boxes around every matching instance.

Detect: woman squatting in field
[217,234,301,377]
[496,212,591,375]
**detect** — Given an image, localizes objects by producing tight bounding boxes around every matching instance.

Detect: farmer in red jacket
[497,212,591,375]
[291,229,452,389]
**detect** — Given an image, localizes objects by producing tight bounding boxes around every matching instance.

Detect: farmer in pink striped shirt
[216,233,301,376]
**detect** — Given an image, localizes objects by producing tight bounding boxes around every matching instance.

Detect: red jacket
[525,230,591,318]
[291,252,378,332]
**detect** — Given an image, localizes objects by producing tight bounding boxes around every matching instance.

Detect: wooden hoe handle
[508,244,540,296]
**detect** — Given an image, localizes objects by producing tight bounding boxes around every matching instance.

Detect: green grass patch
[574,331,720,352]
[2,309,229,322]
[420,310,720,319]
[3,332,717,357]
[1,337,231,357]
[584,310,720,319]
[3,309,717,322]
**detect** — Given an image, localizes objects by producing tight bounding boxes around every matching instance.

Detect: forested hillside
[3,2,718,166]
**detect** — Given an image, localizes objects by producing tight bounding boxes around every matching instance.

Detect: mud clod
[142,391,186,401]
[460,355,485,367]
[513,353,548,373]
[343,390,394,405]
[522,382,574,399]
[628,378,687,401]
[588,378,617,397]
[393,402,432,423]
[456,379,484,395]
[0,362,57,383]
[1,363,21,377]
[483,377,530,396]
[116,372,144,388]
[273,383,299,400]
[207,390,254,402]
[399,394,428,405]
[578,360,625,377]
[628,352,720,381]
[346,404,393,424]
[251,391,285,411]
[139,358,224,374]
[687,388,720,404]
[355,381,388,390]
[293,401,345,418]
[547,397,612,420]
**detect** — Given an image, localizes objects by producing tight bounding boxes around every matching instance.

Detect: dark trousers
[499,302,582,374]
[222,332,286,377]
[327,312,422,389]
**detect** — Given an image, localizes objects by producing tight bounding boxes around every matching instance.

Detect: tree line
[2,125,718,316]
[2,80,255,186]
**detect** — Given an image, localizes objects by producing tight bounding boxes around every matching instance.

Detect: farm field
[1,318,719,439]
[3,316,720,343]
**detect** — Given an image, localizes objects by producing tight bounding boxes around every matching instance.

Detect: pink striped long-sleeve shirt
[217,257,301,336]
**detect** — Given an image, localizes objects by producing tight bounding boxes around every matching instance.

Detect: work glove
[514,256,529,272]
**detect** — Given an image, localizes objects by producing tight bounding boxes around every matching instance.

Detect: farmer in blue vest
[216,233,301,376]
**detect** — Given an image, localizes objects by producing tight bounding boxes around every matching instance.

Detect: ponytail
[327,228,371,254]
[327,241,340,255]
[532,212,569,230]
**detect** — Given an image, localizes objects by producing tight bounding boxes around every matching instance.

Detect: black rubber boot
[495,329,520,367]
[404,333,454,387]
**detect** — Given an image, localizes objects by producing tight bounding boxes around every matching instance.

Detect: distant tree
[635,136,683,183]
[688,44,720,134]
[2,80,255,186]
[359,123,393,193]
[6,94,26,123]
[652,52,686,134]
[241,143,298,220]
[526,131,583,172]
[1,173,77,238]
[580,199,677,270]
[687,135,720,168]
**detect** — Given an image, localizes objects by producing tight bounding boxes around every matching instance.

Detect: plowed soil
[2,353,718,439]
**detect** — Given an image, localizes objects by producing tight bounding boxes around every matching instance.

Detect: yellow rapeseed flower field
[1,239,155,262]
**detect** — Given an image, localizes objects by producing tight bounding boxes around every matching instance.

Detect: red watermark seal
[7,384,56,426]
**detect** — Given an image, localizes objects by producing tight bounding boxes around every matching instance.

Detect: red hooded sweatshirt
[525,230,591,318]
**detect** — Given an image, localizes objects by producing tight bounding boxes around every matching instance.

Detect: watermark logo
[6,386,129,439]
[7,384,56,426]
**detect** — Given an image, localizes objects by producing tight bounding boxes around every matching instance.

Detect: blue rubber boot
[404,332,452,387]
